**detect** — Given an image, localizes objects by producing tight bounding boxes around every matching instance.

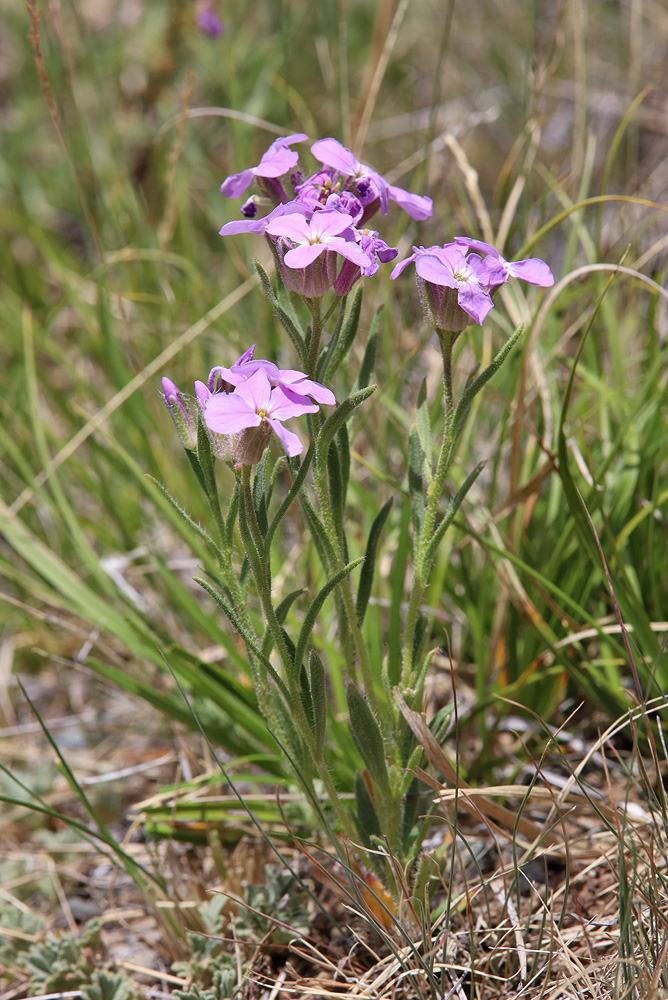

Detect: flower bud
[162,377,197,451]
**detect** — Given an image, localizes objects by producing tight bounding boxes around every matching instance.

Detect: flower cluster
[219,134,433,298]
[162,347,334,465]
[391,238,554,333]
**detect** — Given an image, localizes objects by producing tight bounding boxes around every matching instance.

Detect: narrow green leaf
[299,492,338,570]
[319,283,364,381]
[354,772,381,848]
[423,461,486,568]
[300,664,315,735]
[408,428,425,537]
[309,649,327,757]
[196,416,217,498]
[266,443,314,550]
[293,558,364,672]
[337,422,351,504]
[146,475,225,563]
[346,684,391,797]
[450,325,524,446]
[315,385,376,467]
[262,588,305,657]
[357,312,381,391]
[194,576,290,701]
[356,498,393,625]
[388,498,411,686]
[254,258,305,357]
[327,439,345,538]
[415,379,433,472]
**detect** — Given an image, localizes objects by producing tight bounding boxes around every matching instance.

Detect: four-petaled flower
[203,368,319,461]
[208,346,336,405]
[454,237,554,288]
[265,210,371,269]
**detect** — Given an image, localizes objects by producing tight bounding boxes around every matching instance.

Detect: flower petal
[265,213,312,242]
[283,243,326,268]
[310,138,358,175]
[278,372,336,405]
[220,169,255,199]
[204,393,260,435]
[267,418,304,457]
[414,254,459,289]
[233,368,273,412]
[268,385,319,420]
[508,258,554,286]
[457,282,494,325]
[387,184,433,221]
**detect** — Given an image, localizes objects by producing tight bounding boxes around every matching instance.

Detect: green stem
[239,465,296,687]
[240,469,355,839]
[400,329,459,691]
[306,297,323,377]
[312,458,379,708]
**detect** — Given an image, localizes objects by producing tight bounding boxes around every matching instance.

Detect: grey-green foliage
[173,969,238,1000]
[172,895,232,989]
[0,901,45,967]
[20,918,102,994]
[81,969,138,1000]
[237,867,310,945]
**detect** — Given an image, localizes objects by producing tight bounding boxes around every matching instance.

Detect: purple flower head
[208,345,336,405]
[310,138,433,223]
[220,133,309,202]
[162,376,197,451]
[293,169,339,212]
[203,368,318,463]
[454,237,554,288]
[392,244,498,331]
[266,209,373,298]
[195,0,224,36]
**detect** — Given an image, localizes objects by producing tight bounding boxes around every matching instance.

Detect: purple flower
[266,209,373,297]
[454,237,554,288]
[310,138,433,222]
[207,346,336,405]
[392,244,499,330]
[162,377,197,450]
[203,369,318,462]
[220,133,309,201]
[265,210,370,268]
[195,0,223,36]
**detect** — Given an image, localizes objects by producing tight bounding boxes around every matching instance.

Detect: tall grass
[1,0,668,995]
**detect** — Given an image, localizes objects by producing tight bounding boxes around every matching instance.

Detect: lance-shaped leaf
[293,558,364,672]
[262,589,304,657]
[254,258,305,359]
[450,324,524,440]
[356,498,393,625]
[196,416,218,500]
[194,576,290,701]
[408,428,426,537]
[315,385,376,468]
[357,309,382,391]
[318,283,363,382]
[354,771,381,848]
[309,649,327,757]
[327,439,344,537]
[346,684,391,799]
[266,442,314,550]
[422,461,487,569]
[415,378,433,473]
